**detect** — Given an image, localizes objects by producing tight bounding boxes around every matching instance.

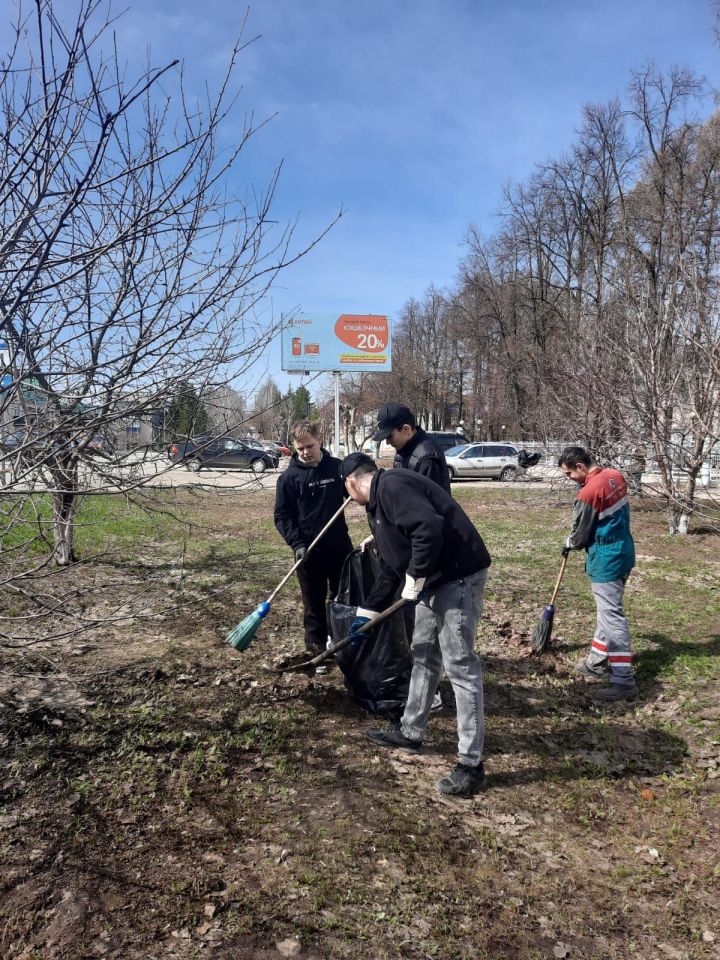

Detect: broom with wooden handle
[226,498,353,651]
[530,553,569,654]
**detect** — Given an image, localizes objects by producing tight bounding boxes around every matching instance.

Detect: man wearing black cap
[371,403,451,714]
[372,403,451,493]
[341,451,491,796]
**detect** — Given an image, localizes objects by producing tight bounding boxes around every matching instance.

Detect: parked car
[258,440,287,457]
[426,431,469,452]
[272,440,292,456]
[169,437,278,473]
[445,443,520,481]
[239,436,266,450]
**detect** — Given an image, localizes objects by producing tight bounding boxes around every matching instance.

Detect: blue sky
[32,1,720,392]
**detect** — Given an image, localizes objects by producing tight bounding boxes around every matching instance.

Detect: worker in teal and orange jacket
[559,446,637,702]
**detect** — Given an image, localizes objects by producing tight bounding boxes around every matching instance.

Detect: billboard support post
[333,372,341,458]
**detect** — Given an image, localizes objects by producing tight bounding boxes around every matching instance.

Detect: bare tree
[454,69,719,529]
[0,0,335,644]
[202,385,246,438]
[609,70,720,531]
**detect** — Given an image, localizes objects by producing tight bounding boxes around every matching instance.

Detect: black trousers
[296,537,353,652]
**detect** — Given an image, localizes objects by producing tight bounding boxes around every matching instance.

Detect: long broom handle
[287,597,408,669]
[549,554,569,607]
[266,497,354,605]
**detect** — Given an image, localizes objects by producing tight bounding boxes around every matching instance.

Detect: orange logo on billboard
[334,315,388,353]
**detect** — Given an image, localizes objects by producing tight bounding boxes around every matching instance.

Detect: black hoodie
[393,427,451,492]
[274,450,350,552]
[363,468,491,611]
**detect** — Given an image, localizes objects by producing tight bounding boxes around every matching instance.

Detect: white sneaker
[430,691,443,712]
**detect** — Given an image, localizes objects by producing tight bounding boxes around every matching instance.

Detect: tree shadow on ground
[294,674,688,791]
[634,632,720,686]
[483,631,720,712]
[480,719,687,788]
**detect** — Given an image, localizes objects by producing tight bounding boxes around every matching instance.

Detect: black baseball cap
[341,451,376,481]
[371,402,416,442]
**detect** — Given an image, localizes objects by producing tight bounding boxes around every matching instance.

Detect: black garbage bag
[328,547,410,715]
[518,449,542,469]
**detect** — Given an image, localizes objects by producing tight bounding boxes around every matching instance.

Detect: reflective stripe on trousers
[587,577,634,686]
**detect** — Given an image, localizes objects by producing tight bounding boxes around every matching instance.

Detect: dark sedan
[170,437,278,473]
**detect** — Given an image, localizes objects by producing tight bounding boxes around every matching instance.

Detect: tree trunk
[51,461,80,565]
[665,470,698,535]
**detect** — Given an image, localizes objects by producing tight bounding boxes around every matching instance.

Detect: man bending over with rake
[341,452,491,797]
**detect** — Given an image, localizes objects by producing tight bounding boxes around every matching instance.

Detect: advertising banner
[281,313,392,373]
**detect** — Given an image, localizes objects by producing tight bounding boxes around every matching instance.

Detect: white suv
[445,443,520,481]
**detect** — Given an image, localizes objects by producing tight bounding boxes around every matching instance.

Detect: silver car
[445,443,519,481]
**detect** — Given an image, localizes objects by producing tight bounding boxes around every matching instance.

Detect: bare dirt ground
[1,487,718,960]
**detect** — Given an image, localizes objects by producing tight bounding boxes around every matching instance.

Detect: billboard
[281,313,392,373]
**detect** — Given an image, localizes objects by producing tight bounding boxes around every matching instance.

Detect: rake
[269,597,407,674]
[226,497,353,651]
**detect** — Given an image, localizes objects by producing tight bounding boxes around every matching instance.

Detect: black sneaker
[366,723,422,752]
[436,762,487,796]
[575,660,611,679]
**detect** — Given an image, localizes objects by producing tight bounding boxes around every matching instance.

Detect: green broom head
[531,603,555,654]
[226,600,271,652]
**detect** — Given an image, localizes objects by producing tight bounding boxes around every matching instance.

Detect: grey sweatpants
[400,569,487,767]
[586,577,635,686]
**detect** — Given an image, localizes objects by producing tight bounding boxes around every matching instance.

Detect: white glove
[360,534,374,552]
[401,574,426,602]
[355,607,380,621]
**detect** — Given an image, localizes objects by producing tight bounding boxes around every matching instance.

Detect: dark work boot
[436,762,487,797]
[575,659,611,680]
[595,683,638,702]
[366,723,422,752]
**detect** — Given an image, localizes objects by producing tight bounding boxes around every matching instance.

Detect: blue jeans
[400,569,487,766]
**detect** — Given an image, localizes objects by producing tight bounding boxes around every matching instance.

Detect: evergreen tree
[167,384,208,438]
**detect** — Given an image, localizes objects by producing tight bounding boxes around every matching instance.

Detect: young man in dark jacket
[371,402,451,711]
[560,446,637,701]
[274,421,352,655]
[372,402,451,492]
[342,452,491,796]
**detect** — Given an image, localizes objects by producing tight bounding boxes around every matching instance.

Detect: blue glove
[348,613,375,648]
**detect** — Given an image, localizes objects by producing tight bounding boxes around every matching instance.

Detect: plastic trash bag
[328,547,410,715]
[518,449,542,469]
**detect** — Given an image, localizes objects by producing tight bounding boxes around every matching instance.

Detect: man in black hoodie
[372,402,450,492]
[370,402,450,712]
[274,421,353,655]
[342,452,491,797]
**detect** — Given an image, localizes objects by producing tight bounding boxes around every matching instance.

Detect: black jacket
[393,428,451,493]
[274,450,350,552]
[364,469,491,610]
